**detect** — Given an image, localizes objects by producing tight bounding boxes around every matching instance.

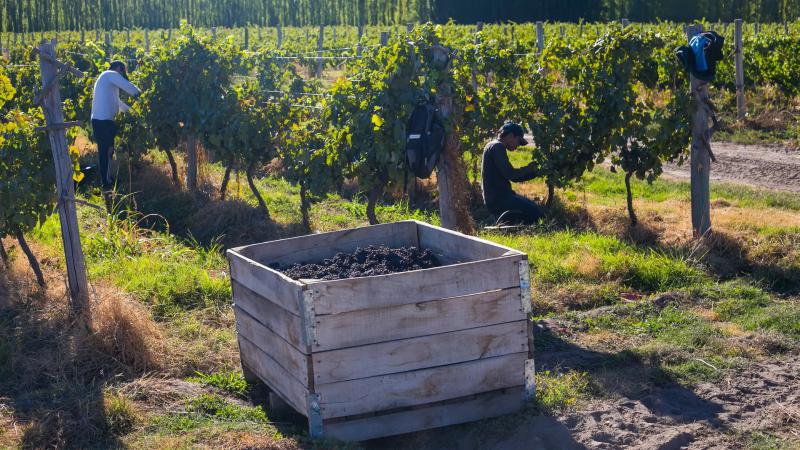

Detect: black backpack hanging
[675,31,725,82]
[405,100,445,179]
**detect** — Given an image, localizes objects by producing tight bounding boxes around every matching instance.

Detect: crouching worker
[481,122,545,225]
[91,60,141,193]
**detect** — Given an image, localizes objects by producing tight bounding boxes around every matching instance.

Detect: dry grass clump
[0,262,167,448]
[88,286,166,375]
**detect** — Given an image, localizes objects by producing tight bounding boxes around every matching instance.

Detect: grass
[104,390,140,435]
[188,369,248,397]
[533,370,590,415]
[2,146,798,448]
[506,150,800,212]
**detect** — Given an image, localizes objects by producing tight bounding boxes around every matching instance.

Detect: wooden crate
[226,220,534,441]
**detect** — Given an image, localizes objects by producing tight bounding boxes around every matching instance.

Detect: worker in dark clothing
[481,122,545,224]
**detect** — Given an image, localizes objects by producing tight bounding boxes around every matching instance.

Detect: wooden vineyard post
[431,46,476,235]
[471,23,481,125]
[380,31,389,46]
[316,25,324,77]
[734,19,746,120]
[186,133,198,191]
[356,25,363,56]
[686,25,713,238]
[536,21,544,53]
[244,27,249,49]
[621,18,629,28]
[145,29,149,51]
[277,25,283,49]
[36,40,90,313]
[105,32,111,61]
[211,27,217,41]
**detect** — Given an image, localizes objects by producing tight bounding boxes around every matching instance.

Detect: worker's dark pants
[488,193,546,224]
[92,119,117,190]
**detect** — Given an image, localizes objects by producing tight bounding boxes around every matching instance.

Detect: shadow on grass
[545,195,800,296]
[0,273,126,449]
[533,326,725,426]
[93,159,307,250]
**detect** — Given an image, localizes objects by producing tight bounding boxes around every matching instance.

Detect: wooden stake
[186,134,198,191]
[277,25,283,49]
[316,25,324,77]
[380,31,389,46]
[686,25,713,237]
[431,45,475,234]
[536,22,544,53]
[734,19,746,120]
[356,25,363,56]
[36,40,89,313]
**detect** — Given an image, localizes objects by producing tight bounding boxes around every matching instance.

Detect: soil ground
[663,142,800,193]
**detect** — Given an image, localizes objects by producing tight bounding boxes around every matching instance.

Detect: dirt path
[662,142,800,192]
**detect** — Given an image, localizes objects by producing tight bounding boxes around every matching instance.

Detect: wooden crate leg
[242,363,261,385]
[525,359,536,401]
[269,392,292,415]
[307,393,324,439]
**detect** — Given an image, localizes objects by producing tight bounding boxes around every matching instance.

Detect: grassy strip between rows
[7,157,797,448]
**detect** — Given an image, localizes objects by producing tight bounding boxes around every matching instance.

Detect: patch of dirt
[662,142,800,193]
[556,357,800,449]
[272,245,441,280]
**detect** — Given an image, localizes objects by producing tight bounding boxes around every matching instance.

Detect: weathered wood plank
[313,321,528,384]
[232,281,306,352]
[317,352,527,419]
[323,387,525,441]
[234,221,418,268]
[313,287,525,351]
[235,306,309,386]
[238,336,309,416]
[228,250,303,315]
[414,220,522,263]
[311,255,524,315]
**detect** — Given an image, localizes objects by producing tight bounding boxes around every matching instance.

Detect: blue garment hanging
[690,34,709,72]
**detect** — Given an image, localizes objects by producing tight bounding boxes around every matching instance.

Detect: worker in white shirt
[90,60,141,191]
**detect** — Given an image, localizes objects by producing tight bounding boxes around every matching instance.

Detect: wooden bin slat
[310,255,525,315]
[323,386,525,442]
[235,306,310,386]
[317,352,526,419]
[313,320,528,384]
[228,252,303,315]
[313,287,524,351]
[232,281,306,351]
[238,336,308,415]
[415,220,522,263]
[235,221,418,267]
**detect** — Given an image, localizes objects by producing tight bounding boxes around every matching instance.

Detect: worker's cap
[109,60,129,79]
[499,122,529,146]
